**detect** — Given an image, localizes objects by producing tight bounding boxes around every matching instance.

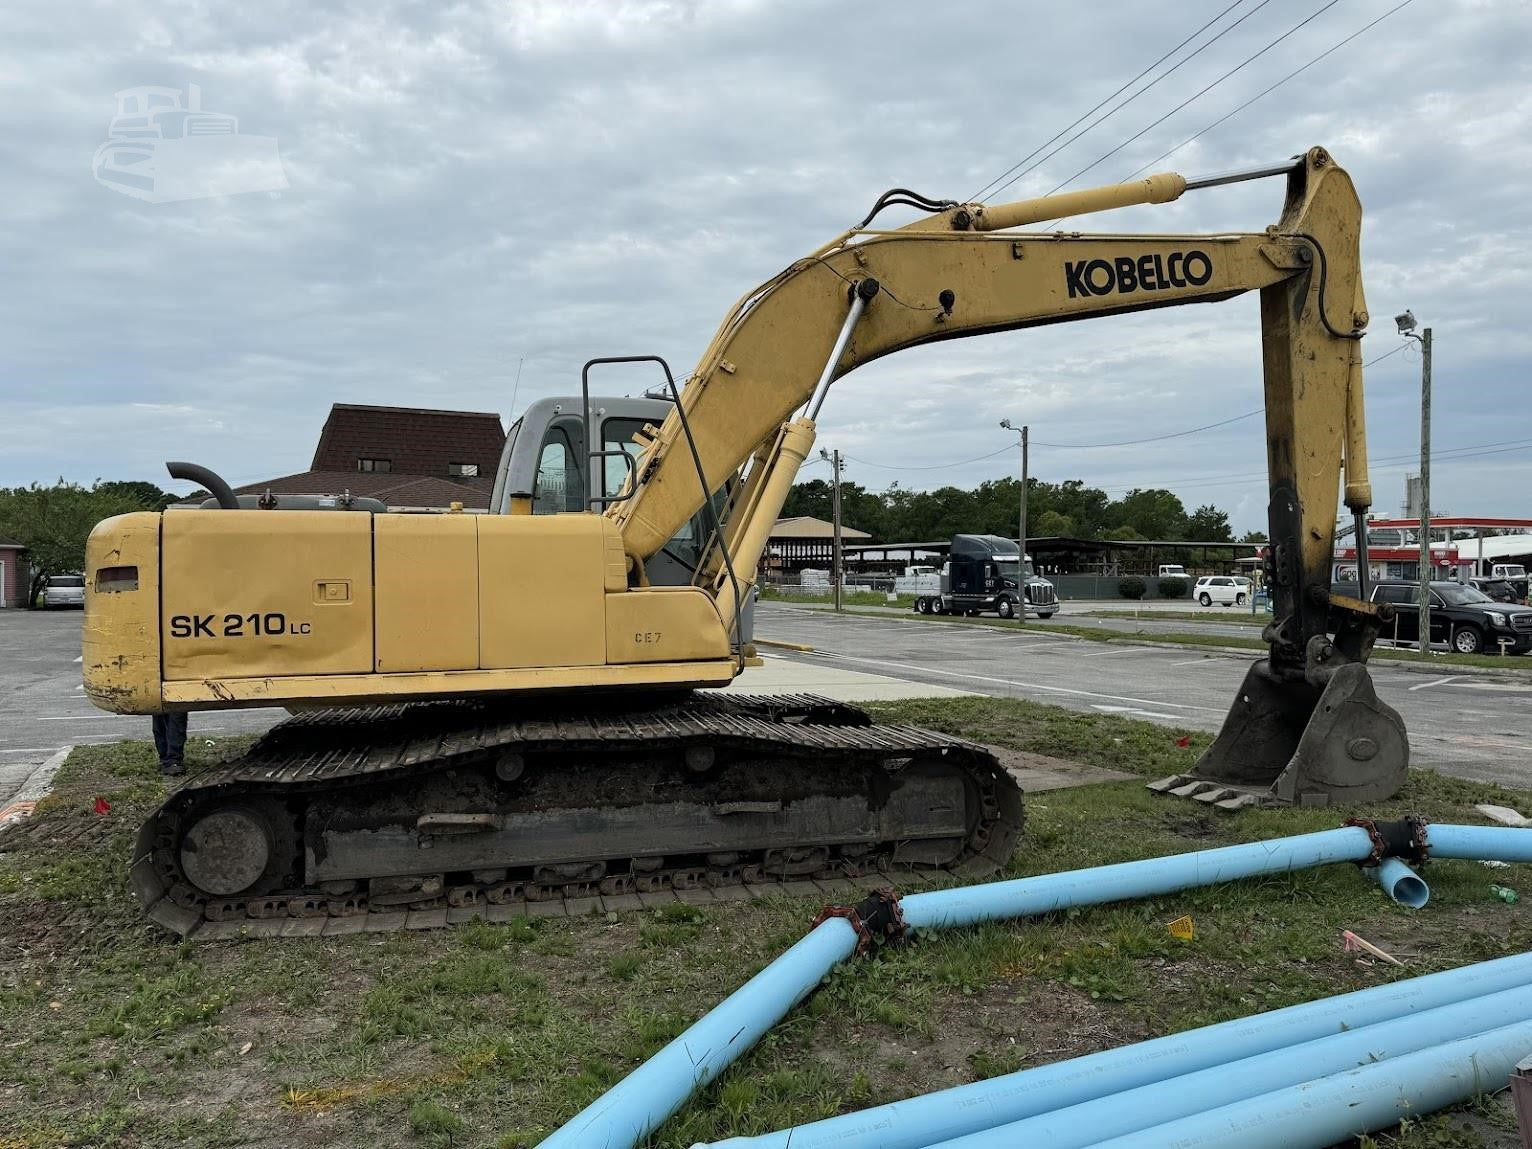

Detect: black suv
[1467,577,1521,604]
[1370,580,1532,655]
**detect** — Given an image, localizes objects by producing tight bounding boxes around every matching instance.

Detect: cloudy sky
[3,0,1529,533]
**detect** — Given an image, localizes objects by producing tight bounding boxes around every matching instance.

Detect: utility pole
[1416,326,1433,653]
[1396,312,1432,653]
[822,447,844,613]
[1000,419,1028,626]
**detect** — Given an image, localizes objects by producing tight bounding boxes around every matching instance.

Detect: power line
[971,0,1261,203]
[1091,439,1532,496]
[1036,342,1411,449]
[846,343,1413,470]
[1121,0,1418,181]
[1034,408,1259,449]
[1041,0,1345,197]
[845,443,1015,472]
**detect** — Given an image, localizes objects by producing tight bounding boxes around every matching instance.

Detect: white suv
[1194,575,1248,607]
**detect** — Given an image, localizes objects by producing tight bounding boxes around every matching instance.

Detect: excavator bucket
[1148,659,1408,809]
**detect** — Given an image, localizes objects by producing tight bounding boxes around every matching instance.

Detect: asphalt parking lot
[0,610,284,805]
[756,602,1532,791]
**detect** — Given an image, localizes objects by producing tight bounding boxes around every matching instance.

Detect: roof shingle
[310,403,504,480]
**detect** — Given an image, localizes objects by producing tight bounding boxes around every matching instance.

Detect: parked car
[1467,577,1521,604]
[41,574,86,609]
[1193,575,1248,607]
[1369,580,1532,654]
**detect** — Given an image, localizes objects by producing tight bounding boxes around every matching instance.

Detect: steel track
[130,693,1024,939]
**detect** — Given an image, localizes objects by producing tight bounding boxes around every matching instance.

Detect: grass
[1090,608,1268,626]
[760,587,915,609]
[2,711,1530,1147]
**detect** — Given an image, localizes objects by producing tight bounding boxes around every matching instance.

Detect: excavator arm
[615,146,1405,806]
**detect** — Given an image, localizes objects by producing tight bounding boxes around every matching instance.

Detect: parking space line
[1082,647,1156,658]
[1409,676,1458,692]
[812,650,1226,713]
[1170,657,1229,667]
[1439,680,1532,694]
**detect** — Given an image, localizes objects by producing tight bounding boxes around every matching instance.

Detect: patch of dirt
[984,746,1138,793]
[811,977,1146,1102]
[1156,811,1222,840]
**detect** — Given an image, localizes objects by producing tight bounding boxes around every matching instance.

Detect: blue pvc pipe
[920,982,1532,1149]
[552,823,1524,1149]
[1427,823,1532,862]
[898,827,1375,931]
[1084,1016,1532,1149]
[697,950,1532,1149]
[1367,857,1429,908]
[538,917,860,1149]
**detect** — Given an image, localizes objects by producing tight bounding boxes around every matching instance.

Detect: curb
[0,745,73,828]
[1093,635,1532,680]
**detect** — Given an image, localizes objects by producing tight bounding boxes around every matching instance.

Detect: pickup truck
[1369,580,1532,655]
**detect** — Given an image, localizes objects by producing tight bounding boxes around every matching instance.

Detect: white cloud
[0,0,1529,534]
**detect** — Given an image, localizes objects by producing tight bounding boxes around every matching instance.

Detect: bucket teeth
[1147,774,1263,810]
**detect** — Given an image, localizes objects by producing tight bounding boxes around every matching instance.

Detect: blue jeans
[153,712,188,767]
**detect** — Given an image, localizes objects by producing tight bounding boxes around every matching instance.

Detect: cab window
[532,429,582,514]
[601,417,649,500]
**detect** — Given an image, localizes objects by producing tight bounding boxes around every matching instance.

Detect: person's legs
[153,712,188,775]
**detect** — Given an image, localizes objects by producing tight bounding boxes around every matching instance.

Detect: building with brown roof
[765,516,872,573]
[231,404,506,510]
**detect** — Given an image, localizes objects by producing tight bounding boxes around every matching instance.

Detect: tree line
[0,481,177,605]
[782,475,1267,546]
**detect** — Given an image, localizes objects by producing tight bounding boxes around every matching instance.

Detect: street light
[999,419,1028,626]
[1397,312,1433,653]
[819,447,843,612]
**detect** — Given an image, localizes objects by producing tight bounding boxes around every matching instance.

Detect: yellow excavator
[85,146,1407,936]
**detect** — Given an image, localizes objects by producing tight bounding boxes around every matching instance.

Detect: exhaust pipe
[166,461,239,510]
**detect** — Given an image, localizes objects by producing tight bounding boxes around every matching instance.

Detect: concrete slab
[985,746,1138,792]
[728,652,971,702]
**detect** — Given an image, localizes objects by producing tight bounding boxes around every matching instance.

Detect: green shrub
[1158,577,1189,598]
[1118,577,1147,600]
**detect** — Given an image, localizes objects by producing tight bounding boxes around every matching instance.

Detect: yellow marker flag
[1168,915,1195,940]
